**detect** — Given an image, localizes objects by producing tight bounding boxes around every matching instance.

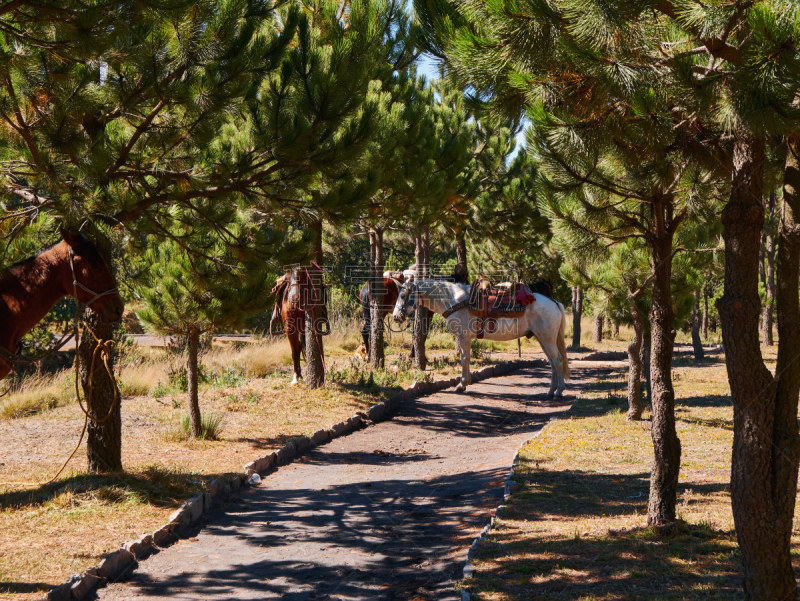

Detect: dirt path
[98,364,606,600]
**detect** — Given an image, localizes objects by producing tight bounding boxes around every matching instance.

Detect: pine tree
[136,214,292,437]
[418,0,726,530]
[253,0,417,381]
[418,0,800,594]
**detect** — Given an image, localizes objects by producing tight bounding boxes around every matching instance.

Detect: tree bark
[718,132,798,601]
[647,197,681,527]
[702,286,709,340]
[412,230,430,369]
[456,230,469,281]
[691,289,704,361]
[768,134,800,601]
[187,326,201,438]
[626,301,645,421]
[369,228,385,368]
[593,314,603,343]
[305,219,326,388]
[80,311,122,472]
[571,286,583,350]
[762,193,776,346]
[642,326,651,403]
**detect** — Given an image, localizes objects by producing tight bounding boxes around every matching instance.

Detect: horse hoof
[555,390,565,398]
[546,391,555,399]
[455,384,466,393]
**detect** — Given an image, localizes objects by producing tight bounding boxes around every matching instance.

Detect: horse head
[392,278,417,323]
[286,268,301,308]
[60,229,124,323]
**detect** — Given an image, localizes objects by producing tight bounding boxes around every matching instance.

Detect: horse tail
[556,301,570,381]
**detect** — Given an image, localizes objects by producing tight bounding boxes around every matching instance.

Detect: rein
[442,299,468,319]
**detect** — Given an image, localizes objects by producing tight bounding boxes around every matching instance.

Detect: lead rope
[0,250,121,488]
[47,252,121,482]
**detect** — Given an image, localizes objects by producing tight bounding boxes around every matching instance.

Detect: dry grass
[0,375,71,419]
[0,322,522,600]
[464,346,796,601]
[0,313,607,599]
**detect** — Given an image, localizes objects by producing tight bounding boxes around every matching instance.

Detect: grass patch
[465,348,795,600]
[0,375,70,419]
[178,412,224,441]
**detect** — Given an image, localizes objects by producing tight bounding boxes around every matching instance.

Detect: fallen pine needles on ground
[464,346,797,601]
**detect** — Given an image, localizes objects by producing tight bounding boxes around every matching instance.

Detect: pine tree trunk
[187,326,202,438]
[647,198,681,527]
[456,230,469,281]
[762,194,776,346]
[718,132,797,601]
[768,134,800,601]
[642,327,651,403]
[702,286,709,340]
[626,301,644,421]
[412,231,430,370]
[305,219,325,388]
[369,228,385,368]
[593,314,603,343]
[80,311,122,472]
[571,286,582,350]
[692,289,704,361]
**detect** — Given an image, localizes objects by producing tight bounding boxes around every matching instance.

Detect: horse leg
[287,317,303,384]
[361,317,370,357]
[540,342,563,397]
[290,336,302,385]
[455,333,471,393]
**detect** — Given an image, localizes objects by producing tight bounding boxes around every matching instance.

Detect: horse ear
[60,228,78,247]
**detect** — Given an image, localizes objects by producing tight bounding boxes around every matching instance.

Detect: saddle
[468,277,535,338]
[269,272,290,334]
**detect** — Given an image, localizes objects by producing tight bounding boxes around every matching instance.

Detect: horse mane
[419,278,469,305]
[0,239,64,282]
[1,233,110,284]
[529,279,555,299]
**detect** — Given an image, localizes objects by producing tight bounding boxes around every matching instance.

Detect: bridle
[396,280,418,320]
[67,247,119,309]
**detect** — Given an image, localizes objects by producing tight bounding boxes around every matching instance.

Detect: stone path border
[458,386,584,601]
[42,358,544,601]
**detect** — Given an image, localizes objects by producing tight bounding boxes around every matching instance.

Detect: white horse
[392,278,570,396]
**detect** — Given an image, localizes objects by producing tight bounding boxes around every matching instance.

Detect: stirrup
[269,318,285,336]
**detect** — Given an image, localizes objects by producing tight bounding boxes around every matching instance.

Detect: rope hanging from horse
[44,252,121,483]
[0,252,121,488]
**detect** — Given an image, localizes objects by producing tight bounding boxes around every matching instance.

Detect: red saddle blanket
[468,281,535,318]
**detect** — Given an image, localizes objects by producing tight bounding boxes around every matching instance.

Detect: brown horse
[359,275,404,356]
[270,265,328,384]
[0,230,124,379]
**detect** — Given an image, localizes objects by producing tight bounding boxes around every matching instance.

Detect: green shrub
[167,364,209,392]
[179,412,223,440]
[210,365,247,388]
